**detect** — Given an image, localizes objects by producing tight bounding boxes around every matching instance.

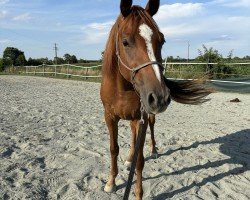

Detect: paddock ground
[0,75,249,199]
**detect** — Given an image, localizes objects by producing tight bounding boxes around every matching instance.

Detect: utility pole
[53,43,58,65]
[187,41,190,63]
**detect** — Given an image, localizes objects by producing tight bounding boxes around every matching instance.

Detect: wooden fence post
[164,59,167,75]
[67,63,69,79]
[206,61,209,74]
[55,65,57,77]
[43,63,45,76]
[85,68,89,80]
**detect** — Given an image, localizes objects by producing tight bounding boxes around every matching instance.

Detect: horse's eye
[122,39,129,47]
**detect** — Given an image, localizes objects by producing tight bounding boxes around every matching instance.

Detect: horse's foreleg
[149,114,158,158]
[135,119,148,200]
[104,113,119,193]
[125,120,137,168]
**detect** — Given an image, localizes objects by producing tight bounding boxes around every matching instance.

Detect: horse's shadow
[151,129,250,199]
[118,129,250,199]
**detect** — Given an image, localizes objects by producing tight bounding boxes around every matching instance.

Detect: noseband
[115,30,165,199]
[115,32,164,84]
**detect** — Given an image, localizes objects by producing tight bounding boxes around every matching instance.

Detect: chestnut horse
[100,0,211,199]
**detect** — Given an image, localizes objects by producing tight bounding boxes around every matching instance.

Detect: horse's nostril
[148,93,157,107]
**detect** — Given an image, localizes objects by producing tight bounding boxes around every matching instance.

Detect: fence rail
[168,78,250,85]
[164,62,250,65]
[24,63,102,78]
[164,62,250,82]
[8,62,249,86]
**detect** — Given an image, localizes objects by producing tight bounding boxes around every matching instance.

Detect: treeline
[0,47,100,71]
[165,45,250,79]
[1,45,250,73]
[166,55,250,62]
[166,46,250,63]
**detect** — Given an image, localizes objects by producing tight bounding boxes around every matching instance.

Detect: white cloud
[0,10,7,19]
[13,12,31,22]
[212,35,233,41]
[0,0,9,4]
[160,24,201,37]
[0,39,11,44]
[155,3,205,39]
[228,16,250,22]
[80,21,113,45]
[82,21,114,31]
[155,3,250,41]
[82,31,108,45]
[203,38,247,56]
[155,3,203,20]
[56,22,62,27]
[211,0,250,7]
[155,2,250,58]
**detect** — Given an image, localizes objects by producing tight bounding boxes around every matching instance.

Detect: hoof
[151,152,158,159]
[104,183,116,193]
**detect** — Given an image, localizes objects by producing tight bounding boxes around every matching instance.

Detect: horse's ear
[120,0,132,17]
[145,0,160,16]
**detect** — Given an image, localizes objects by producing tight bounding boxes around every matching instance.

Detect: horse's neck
[114,65,135,93]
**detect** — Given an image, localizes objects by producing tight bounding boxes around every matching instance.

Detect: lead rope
[123,101,145,200]
[115,27,162,199]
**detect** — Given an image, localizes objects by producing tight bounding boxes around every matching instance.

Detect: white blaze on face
[139,23,161,83]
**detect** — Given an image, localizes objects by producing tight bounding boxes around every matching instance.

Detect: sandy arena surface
[0,75,250,200]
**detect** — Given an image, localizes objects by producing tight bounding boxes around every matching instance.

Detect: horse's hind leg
[149,114,158,158]
[125,120,137,168]
[104,112,119,193]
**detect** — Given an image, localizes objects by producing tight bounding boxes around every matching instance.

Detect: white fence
[163,62,250,85]
[25,63,102,78]
[23,62,250,85]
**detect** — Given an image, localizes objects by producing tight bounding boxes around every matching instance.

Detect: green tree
[63,53,71,63]
[196,45,236,78]
[78,58,87,63]
[243,55,250,61]
[38,57,53,65]
[167,56,174,62]
[197,45,222,63]
[56,57,65,64]
[27,57,53,66]
[3,47,27,67]
[15,54,26,66]
[196,45,223,78]
[71,55,78,63]
[27,58,41,66]
[63,53,78,64]
[227,49,234,61]
[0,58,3,72]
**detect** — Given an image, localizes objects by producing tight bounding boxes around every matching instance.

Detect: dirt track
[0,76,249,199]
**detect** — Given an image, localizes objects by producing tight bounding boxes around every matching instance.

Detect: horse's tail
[164,77,213,105]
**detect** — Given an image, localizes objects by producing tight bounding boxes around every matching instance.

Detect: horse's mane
[102,6,164,76]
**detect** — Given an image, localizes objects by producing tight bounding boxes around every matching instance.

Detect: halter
[115,28,165,124]
[115,23,165,200]
[115,31,164,85]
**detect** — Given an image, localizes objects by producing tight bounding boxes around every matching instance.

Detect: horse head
[115,0,170,114]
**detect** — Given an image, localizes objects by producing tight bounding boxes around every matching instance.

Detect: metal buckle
[140,100,144,124]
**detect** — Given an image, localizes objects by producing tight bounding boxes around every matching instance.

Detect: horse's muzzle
[144,89,171,114]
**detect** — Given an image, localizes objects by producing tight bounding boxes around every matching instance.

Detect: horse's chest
[112,92,140,120]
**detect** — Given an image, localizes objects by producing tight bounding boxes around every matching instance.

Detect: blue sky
[0,0,250,60]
